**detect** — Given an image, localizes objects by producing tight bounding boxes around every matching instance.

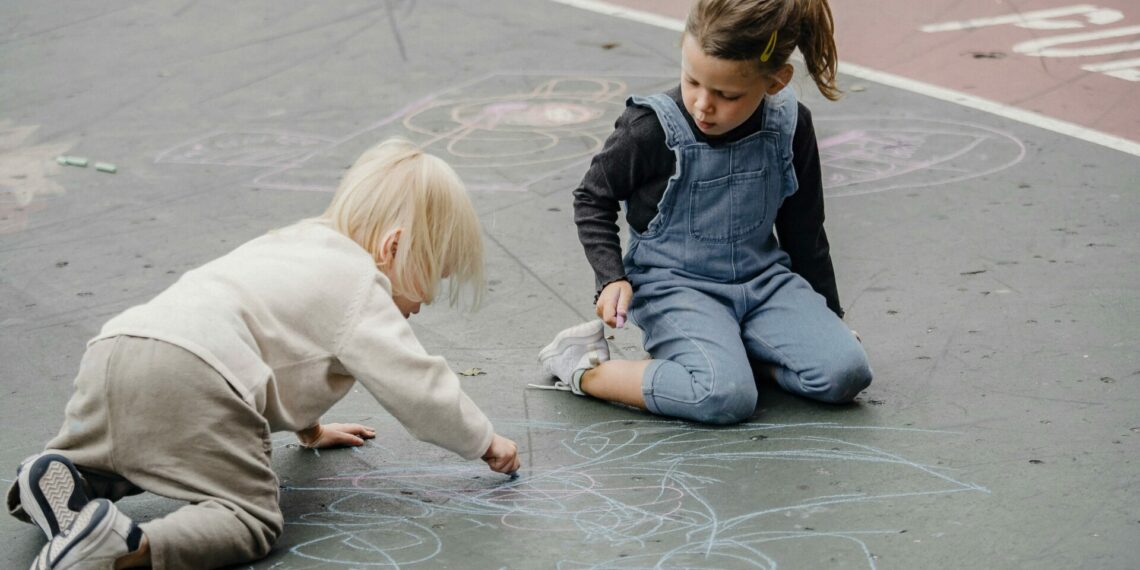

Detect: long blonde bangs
[322,138,485,308]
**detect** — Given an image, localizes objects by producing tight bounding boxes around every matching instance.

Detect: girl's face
[391,293,422,319]
[375,228,426,319]
[377,262,424,319]
[680,33,782,137]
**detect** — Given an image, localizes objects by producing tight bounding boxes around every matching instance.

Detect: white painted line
[919,5,1116,33]
[548,0,1140,158]
[550,0,683,32]
[837,61,1140,157]
[1083,56,1140,71]
[1013,25,1140,58]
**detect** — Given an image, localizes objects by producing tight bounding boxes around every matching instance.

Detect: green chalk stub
[64,156,89,167]
[55,155,68,165]
[94,162,117,173]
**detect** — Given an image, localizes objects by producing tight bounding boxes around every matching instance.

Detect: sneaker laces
[528,350,602,392]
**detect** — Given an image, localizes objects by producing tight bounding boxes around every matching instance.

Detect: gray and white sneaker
[537,320,610,395]
[31,499,142,570]
[17,453,90,539]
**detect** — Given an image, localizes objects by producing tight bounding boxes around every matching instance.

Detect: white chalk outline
[275,419,988,568]
[815,115,1028,197]
[548,0,1140,158]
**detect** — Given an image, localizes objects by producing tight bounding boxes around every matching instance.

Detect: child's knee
[696,391,757,424]
[811,346,873,403]
[649,362,757,425]
[224,501,284,559]
[688,377,758,425]
[254,511,285,556]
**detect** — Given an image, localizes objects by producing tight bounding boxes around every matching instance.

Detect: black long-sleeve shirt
[572,86,844,317]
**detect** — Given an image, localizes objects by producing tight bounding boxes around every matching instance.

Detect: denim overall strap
[762,88,800,198]
[624,89,799,283]
[622,94,697,254]
[628,94,696,148]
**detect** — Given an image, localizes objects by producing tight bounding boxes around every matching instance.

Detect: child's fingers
[323,436,362,448]
[337,432,365,447]
[312,431,365,449]
[595,293,616,326]
[602,302,617,328]
[493,457,518,474]
[328,423,377,438]
[615,285,630,328]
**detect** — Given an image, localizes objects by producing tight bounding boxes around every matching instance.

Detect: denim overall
[624,90,872,424]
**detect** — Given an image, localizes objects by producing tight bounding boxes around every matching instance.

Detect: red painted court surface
[563,0,1140,155]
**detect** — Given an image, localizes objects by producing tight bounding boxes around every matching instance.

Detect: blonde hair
[686,0,841,100]
[322,138,484,308]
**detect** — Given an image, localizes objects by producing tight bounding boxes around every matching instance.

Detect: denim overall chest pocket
[688,169,769,243]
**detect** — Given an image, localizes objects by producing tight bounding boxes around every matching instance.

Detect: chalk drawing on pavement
[153,131,336,168]
[274,419,989,568]
[816,116,1027,198]
[0,121,72,234]
[154,73,676,195]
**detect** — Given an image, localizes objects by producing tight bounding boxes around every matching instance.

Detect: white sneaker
[537,320,610,395]
[31,499,142,570]
[17,453,90,539]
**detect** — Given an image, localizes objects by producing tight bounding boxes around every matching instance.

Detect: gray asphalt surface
[2,1,1137,568]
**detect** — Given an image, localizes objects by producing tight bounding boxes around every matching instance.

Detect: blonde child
[9,138,520,569]
[540,0,871,423]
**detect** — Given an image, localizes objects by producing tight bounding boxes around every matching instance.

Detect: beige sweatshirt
[92,219,494,460]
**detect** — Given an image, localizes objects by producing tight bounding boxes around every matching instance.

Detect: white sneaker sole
[33,499,139,570]
[18,454,89,540]
[538,320,606,362]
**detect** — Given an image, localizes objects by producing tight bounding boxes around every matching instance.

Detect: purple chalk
[615,314,626,329]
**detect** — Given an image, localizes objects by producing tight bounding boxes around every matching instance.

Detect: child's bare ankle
[114,534,150,569]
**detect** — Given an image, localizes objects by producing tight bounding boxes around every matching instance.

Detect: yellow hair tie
[759,30,778,62]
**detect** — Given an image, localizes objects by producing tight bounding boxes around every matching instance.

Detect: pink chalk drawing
[153,131,336,168]
[154,73,676,194]
[0,121,71,234]
[154,82,1024,200]
[816,116,1026,198]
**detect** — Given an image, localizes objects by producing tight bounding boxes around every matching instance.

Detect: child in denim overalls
[539,0,872,424]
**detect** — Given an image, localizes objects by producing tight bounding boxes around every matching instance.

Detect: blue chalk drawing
[274,420,988,568]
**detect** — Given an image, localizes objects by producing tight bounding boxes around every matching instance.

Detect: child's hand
[297,422,377,449]
[596,280,633,328]
[481,434,519,474]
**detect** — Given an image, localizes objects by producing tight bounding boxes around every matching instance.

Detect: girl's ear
[767,63,794,95]
[376,228,402,267]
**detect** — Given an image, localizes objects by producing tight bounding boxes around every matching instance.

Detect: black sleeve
[572,108,663,291]
[775,103,844,318]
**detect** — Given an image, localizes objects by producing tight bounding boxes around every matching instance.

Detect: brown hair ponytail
[796,0,840,100]
[685,0,842,100]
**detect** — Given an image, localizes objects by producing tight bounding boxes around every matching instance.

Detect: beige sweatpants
[7,336,284,569]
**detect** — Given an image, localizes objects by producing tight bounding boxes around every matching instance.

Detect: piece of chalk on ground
[61,156,89,167]
[94,162,117,173]
[55,156,68,165]
[615,314,625,328]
